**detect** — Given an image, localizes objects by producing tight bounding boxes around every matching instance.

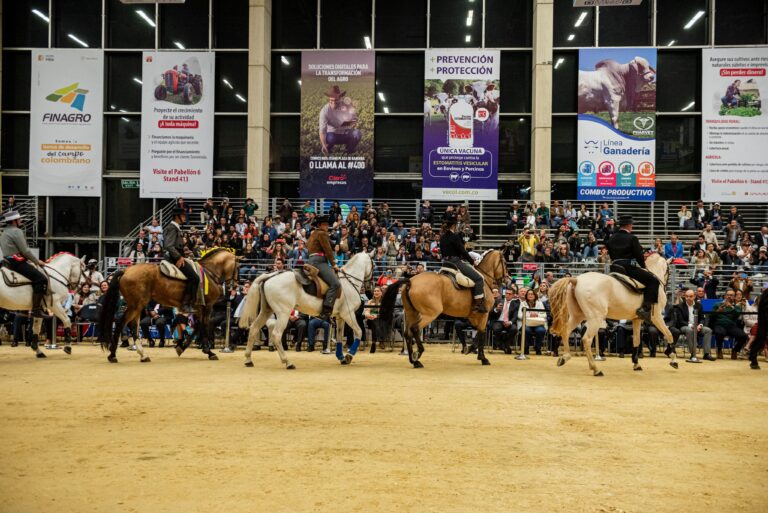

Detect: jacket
[605,229,645,268]
[672,302,703,329]
[440,231,473,262]
[0,225,40,265]
[163,221,185,261]
[307,229,334,265]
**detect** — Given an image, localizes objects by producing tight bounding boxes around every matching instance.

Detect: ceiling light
[222,78,233,89]
[465,35,471,43]
[31,9,49,23]
[281,56,290,65]
[378,92,385,102]
[574,12,588,27]
[667,40,676,47]
[519,118,525,122]
[383,107,390,114]
[235,94,247,103]
[110,104,116,110]
[684,10,705,30]
[681,101,695,111]
[364,36,372,49]
[554,57,565,69]
[466,17,472,26]
[135,9,155,28]
[118,109,127,113]
[567,34,575,41]
[468,10,474,17]
[133,77,143,85]
[174,41,185,50]
[121,117,130,122]
[297,80,302,86]
[68,34,89,48]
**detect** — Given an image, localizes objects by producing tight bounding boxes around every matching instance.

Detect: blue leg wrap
[349,338,360,356]
[335,342,344,361]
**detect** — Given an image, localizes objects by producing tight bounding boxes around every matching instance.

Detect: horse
[99,247,239,363]
[378,249,508,368]
[239,252,373,369]
[548,252,678,376]
[0,253,85,358]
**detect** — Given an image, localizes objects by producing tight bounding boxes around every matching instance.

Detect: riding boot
[472,297,488,313]
[31,292,45,317]
[370,341,377,354]
[318,304,333,322]
[717,348,724,359]
[159,339,165,348]
[635,302,652,323]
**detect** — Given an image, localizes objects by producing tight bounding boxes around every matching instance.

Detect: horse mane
[45,251,75,263]
[198,246,234,262]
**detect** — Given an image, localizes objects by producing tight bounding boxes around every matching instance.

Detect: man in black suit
[690,268,719,299]
[139,301,169,348]
[673,289,715,362]
[491,288,519,354]
[754,225,768,249]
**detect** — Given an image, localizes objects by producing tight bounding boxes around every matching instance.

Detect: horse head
[478,249,509,287]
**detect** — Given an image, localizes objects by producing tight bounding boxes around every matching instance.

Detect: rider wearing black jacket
[439,214,487,313]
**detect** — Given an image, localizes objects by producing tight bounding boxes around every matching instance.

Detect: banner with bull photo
[299,51,375,199]
[577,49,657,201]
[140,52,214,198]
[423,49,500,200]
[29,49,104,196]
[701,48,768,202]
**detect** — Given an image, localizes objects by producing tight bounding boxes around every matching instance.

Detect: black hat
[314,215,331,226]
[443,213,458,227]
[618,214,634,226]
[172,207,187,217]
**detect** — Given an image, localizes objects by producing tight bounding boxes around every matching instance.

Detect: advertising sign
[423,49,500,200]
[299,51,375,199]
[140,52,214,198]
[577,48,657,201]
[701,48,768,202]
[29,49,104,196]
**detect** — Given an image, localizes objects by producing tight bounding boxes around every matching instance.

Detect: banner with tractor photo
[701,48,768,202]
[299,51,375,199]
[577,48,657,201]
[140,52,214,198]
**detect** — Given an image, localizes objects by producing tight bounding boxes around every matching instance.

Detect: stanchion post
[516,307,528,360]
[221,302,234,353]
[45,316,60,350]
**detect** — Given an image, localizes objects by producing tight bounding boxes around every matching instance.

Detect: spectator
[705,242,721,270]
[710,289,747,359]
[506,201,525,232]
[418,200,434,225]
[690,268,719,299]
[724,219,741,247]
[726,205,744,229]
[491,288,519,354]
[701,223,719,249]
[517,228,539,261]
[755,246,768,270]
[755,225,768,249]
[693,200,710,229]
[690,235,707,256]
[365,286,385,353]
[139,301,169,348]
[721,245,744,270]
[728,272,754,298]
[536,246,556,263]
[301,200,315,217]
[597,202,614,227]
[281,309,308,352]
[596,246,611,265]
[710,202,723,229]
[535,201,550,228]
[581,231,599,260]
[677,204,693,229]
[129,242,147,263]
[307,317,331,353]
[673,289,715,362]
[518,289,547,356]
[550,200,565,228]
[664,234,686,261]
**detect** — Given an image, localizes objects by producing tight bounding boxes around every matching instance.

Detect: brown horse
[379,250,508,368]
[99,248,239,363]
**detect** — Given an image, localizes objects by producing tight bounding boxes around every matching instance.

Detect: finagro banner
[423,49,500,200]
[299,51,375,199]
[29,49,104,196]
[577,48,657,201]
[701,48,768,202]
[140,52,214,198]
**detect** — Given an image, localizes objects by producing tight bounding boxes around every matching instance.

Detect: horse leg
[582,321,602,376]
[51,300,73,355]
[243,304,272,367]
[557,319,582,367]
[271,315,295,370]
[476,329,490,366]
[30,317,46,358]
[200,308,218,361]
[655,314,679,370]
[631,319,642,371]
[409,325,423,368]
[125,309,149,363]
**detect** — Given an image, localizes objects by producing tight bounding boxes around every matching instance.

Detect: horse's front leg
[199,308,218,360]
[631,319,643,371]
[476,329,490,366]
[30,317,46,358]
[50,300,73,355]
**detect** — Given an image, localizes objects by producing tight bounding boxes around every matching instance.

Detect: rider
[163,207,200,311]
[440,213,487,313]
[606,214,659,322]
[306,215,339,321]
[0,210,47,316]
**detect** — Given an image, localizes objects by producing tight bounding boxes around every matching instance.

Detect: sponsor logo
[449,172,460,182]
[461,172,471,182]
[45,83,89,111]
[618,161,634,176]
[583,139,599,155]
[633,116,654,131]
[638,161,655,176]
[598,161,615,176]
[475,107,489,121]
[578,161,595,176]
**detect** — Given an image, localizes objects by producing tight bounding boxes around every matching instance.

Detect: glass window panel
[655,182,700,201]
[551,116,576,173]
[2,0,49,47]
[51,197,99,236]
[2,51,31,111]
[106,0,155,49]
[552,52,577,113]
[499,117,531,174]
[273,0,317,49]
[715,0,768,45]
[485,0,532,48]
[320,0,372,49]
[106,53,143,113]
[270,117,300,172]
[429,0,483,48]
[375,0,427,48]
[374,117,422,172]
[657,116,699,174]
[271,53,301,112]
[657,0,709,47]
[1,115,30,170]
[2,176,30,196]
[269,179,300,198]
[213,0,249,48]
[500,52,532,113]
[52,241,77,255]
[657,50,700,112]
[213,179,246,198]
[598,3,651,47]
[54,0,102,49]
[554,0,594,47]
[106,116,141,170]
[160,0,209,50]
[376,53,424,113]
[216,53,248,112]
[214,117,247,172]
[374,181,420,199]
[104,180,153,236]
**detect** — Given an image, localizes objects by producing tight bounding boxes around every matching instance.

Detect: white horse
[0,253,85,358]
[239,252,373,369]
[549,253,678,376]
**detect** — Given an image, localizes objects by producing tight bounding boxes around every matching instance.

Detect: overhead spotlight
[222,78,233,89]
[681,101,695,111]
[378,92,385,102]
[465,35,471,43]
[174,41,185,50]
[281,56,290,65]
[132,77,143,85]
[667,40,676,47]
[135,9,156,28]
[235,94,247,103]
[567,34,575,42]
[574,12,588,27]
[684,10,705,30]
[364,36,372,49]
[554,57,565,69]
[383,107,390,114]
[68,34,89,47]
[31,9,49,23]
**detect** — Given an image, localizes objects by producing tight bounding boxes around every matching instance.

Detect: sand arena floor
[0,343,766,513]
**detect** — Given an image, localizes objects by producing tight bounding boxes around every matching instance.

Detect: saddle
[159,259,196,281]
[0,266,32,288]
[608,264,645,294]
[293,264,342,300]
[438,266,476,291]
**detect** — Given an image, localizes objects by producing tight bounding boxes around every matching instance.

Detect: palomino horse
[99,247,239,363]
[549,252,678,376]
[239,252,373,369]
[379,250,508,368]
[0,253,85,358]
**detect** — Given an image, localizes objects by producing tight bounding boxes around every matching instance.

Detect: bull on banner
[299,51,375,199]
[423,49,500,200]
[577,48,657,201]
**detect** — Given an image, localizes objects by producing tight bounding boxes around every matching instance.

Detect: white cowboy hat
[3,210,21,223]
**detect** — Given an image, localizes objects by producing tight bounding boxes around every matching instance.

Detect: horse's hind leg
[582,321,602,376]
[244,307,271,367]
[631,319,643,371]
[408,325,423,368]
[30,317,46,358]
[271,316,295,370]
[126,309,149,362]
[476,329,490,366]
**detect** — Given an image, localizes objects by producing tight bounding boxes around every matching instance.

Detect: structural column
[530,0,553,205]
[246,0,271,215]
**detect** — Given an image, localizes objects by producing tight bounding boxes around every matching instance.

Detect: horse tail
[549,277,577,339]
[379,278,410,324]
[99,270,124,351]
[238,272,273,328]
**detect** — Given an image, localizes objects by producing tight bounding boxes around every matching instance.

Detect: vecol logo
[42,83,92,123]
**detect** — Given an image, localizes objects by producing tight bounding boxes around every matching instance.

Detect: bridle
[339,253,373,291]
[476,251,508,289]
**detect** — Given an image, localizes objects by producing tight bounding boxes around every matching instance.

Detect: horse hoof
[594,370,604,377]
[36,352,47,359]
[140,357,151,363]
[481,358,491,366]
[670,361,678,369]
[208,354,219,361]
[413,361,424,369]
[63,346,72,355]
[175,346,184,357]
[244,361,254,368]
[108,356,118,363]
[634,365,643,372]
[343,354,353,365]
[557,357,566,367]
[286,363,296,370]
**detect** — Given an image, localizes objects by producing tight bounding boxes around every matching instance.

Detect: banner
[140,52,214,198]
[29,49,103,196]
[299,51,374,198]
[701,48,768,202]
[423,49,500,200]
[577,48,657,201]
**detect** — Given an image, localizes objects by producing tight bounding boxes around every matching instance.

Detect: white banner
[140,52,214,198]
[702,48,768,202]
[29,49,103,196]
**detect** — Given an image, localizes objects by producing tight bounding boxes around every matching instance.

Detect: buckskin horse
[99,247,239,363]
